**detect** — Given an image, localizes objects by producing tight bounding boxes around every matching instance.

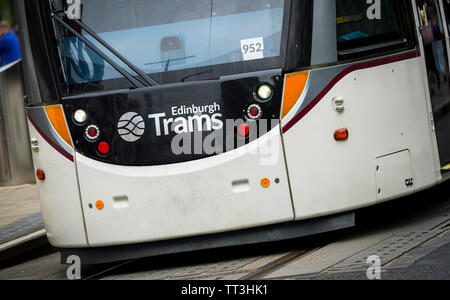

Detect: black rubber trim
[60,212,355,265]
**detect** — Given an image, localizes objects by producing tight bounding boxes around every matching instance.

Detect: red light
[85,125,100,141]
[36,169,45,181]
[249,106,260,117]
[238,124,250,137]
[247,104,262,120]
[98,142,110,155]
[334,128,349,141]
[88,127,98,137]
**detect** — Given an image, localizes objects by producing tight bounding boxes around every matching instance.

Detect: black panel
[60,212,355,265]
[285,0,314,70]
[63,70,283,166]
[22,0,59,104]
[12,0,41,106]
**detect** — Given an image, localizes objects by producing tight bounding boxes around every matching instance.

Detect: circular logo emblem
[117,112,145,142]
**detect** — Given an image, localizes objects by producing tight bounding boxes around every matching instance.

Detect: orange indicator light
[96,200,104,210]
[261,178,271,188]
[36,169,45,181]
[334,128,349,141]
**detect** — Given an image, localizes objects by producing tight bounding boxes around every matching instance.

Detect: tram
[13,0,450,264]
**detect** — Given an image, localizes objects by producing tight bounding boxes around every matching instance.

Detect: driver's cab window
[336,0,411,60]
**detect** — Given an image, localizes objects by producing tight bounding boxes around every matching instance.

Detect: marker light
[238,123,250,137]
[73,109,87,124]
[96,200,104,210]
[247,104,263,120]
[98,142,110,155]
[255,84,273,102]
[261,178,271,188]
[334,128,349,141]
[85,125,100,141]
[36,169,45,181]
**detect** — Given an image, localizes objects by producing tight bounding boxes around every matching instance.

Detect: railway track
[240,248,320,280]
[81,259,138,280]
[78,246,322,280]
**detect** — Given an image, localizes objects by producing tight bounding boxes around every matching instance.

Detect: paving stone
[0,213,44,245]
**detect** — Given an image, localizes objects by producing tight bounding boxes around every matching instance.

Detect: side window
[336,0,413,60]
[443,0,450,34]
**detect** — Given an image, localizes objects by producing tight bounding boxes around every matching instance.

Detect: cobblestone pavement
[0,185,40,227]
[0,212,44,245]
[314,235,450,280]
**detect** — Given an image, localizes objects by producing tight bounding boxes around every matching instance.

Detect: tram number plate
[240,37,264,61]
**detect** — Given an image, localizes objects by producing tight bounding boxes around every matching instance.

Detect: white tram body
[16,0,450,262]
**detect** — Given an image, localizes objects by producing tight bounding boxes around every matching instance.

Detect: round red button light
[247,104,262,120]
[98,142,110,155]
[249,106,260,117]
[85,125,100,141]
[87,127,98,137]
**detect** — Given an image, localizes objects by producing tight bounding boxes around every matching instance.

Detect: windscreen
[52,0,286,93]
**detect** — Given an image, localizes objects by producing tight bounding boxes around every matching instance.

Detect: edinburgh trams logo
[118,112,146,142]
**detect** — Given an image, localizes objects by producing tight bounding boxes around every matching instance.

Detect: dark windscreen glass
[52,0,286,94]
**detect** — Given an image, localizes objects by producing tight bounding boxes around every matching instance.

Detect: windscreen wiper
[145,56,196,72]
[70,18,159,86]
[51,11,159,88]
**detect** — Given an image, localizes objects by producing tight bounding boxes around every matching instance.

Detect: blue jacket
[0,32,21,67]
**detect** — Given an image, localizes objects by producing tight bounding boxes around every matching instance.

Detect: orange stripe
[44,105,73,147]
[282,72,309,120]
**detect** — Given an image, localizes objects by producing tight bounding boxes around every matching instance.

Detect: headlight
[73,109,87,124]
[255,84,273,102]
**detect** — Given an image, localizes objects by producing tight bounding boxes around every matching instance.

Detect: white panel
[27,121,88,247]
[284,57,439,220]
[376,150,414,201]
[77,127,293,247]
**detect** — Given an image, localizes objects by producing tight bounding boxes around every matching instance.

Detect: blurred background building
[0,0,35,187]
[0,0,14,27]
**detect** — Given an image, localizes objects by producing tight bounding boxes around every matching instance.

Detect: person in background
[0,20,21,67]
